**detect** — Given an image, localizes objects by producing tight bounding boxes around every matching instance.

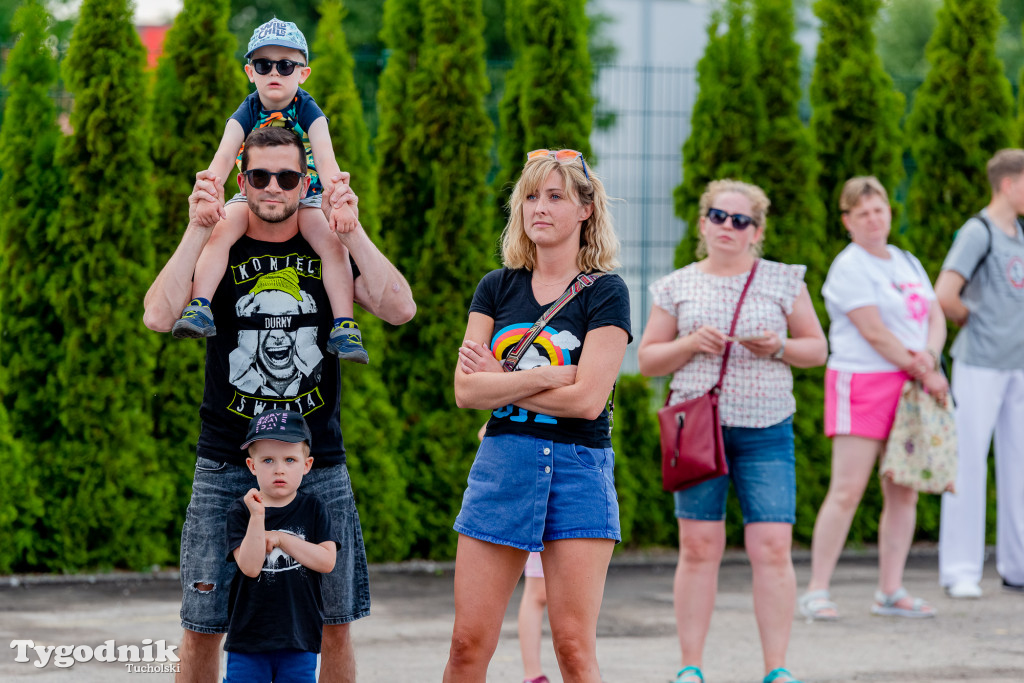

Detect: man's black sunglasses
[706,207,757,230]
[249,58,305,76]
[242,169,306,191]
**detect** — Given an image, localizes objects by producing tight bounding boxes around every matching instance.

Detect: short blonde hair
[501,154,620,272]
[986,149,1024,192]
[839,176,889,212]
[695,179,770,258]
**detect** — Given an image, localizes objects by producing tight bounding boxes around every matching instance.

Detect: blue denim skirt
[454,433,621,551]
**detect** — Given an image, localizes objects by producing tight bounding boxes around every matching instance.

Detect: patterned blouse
[649,259,807,428]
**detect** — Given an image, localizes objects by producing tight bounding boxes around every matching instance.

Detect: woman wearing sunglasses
[799,176,947,622]
[449,150,630,683]
[638,179,827,683]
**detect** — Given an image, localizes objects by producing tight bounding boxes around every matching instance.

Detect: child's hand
[329,202,359,234]
[188,171,226,228]
[243,488,264,517]
[194,193,226,228]
[321,173,360,226]
[265,531,283,554]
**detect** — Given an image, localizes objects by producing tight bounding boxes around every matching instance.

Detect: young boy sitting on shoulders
[172,18,369,364]
[224,409,340,682]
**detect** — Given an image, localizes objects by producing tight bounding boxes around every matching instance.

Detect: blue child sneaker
[327,321,369,364]
[172,299,216,339]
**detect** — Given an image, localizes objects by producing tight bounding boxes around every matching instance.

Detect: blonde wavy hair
[695,179,770,259]
[501,154,620,272]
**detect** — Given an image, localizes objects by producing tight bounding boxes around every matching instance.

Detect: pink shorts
[524,551,544,578]
[824,369,910,440]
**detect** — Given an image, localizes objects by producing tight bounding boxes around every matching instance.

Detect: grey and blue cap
[241,409,313,450]
[245,18,308,61]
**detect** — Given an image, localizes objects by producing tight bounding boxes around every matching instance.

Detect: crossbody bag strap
[501,272,606,373]
[714,259,760,392]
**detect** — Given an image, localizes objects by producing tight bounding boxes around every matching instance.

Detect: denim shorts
[225,649,317,683]
[179,453,370,633]
[673,416,796,524]
[454,433,620,551]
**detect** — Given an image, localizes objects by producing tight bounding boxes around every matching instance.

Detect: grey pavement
[1,547,1022,682]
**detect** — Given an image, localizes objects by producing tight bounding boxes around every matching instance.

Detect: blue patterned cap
[245,18,308,61]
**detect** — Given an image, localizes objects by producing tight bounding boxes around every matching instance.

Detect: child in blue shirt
[172,18,368,364]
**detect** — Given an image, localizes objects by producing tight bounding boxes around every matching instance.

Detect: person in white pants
[934,148,1024,599]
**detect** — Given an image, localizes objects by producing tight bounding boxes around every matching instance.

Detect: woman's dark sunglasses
[249,58,305,76]
[242,169,305,191]
[706,207,756,230]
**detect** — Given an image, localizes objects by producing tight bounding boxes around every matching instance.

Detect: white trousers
[939,362,1024,586]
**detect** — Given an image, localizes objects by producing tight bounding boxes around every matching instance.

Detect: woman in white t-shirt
[639,179,827,683]
[799,176,949,622]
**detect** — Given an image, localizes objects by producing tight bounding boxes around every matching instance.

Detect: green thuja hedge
[149,0,248,547]
[307,0,415,562]
[674,0,763,268]
[46,0,169,570]
[810,0,904,243]
[0,0,59,571]
[379,0,496,559]
[905,0,1013,278]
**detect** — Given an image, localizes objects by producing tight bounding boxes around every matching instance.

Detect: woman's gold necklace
[533,272,577,286]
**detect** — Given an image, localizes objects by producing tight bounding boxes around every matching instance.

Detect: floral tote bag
[880,380,958,494]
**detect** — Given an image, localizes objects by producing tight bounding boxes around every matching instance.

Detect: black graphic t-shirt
[469,268,632,448]
[224,491,339,654]
[197,233,345,466]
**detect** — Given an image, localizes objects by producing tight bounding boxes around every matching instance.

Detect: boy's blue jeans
[225,649,317,682]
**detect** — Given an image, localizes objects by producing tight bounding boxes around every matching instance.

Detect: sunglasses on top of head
[242,169,306,191]
[527,149,590,180]
[706,207,756,230]
[249,58,306,77]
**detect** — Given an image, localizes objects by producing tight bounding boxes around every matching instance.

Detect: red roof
[136,25,171,69]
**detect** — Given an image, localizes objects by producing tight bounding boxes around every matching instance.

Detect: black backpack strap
[967,212,994,283]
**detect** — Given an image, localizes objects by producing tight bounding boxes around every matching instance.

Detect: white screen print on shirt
[227,264,326,418]
[263,528,308,575]
[489,323,581,424]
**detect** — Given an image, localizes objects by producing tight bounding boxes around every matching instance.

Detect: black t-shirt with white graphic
[196,233,345,466]
[224,491,339,654]
[469,268,632,448]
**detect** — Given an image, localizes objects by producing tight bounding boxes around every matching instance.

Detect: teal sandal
[763,667,802,683]
[674,665,704,683]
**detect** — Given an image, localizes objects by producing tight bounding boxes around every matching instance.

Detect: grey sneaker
[327,323,369,364]
[171,300,216,339]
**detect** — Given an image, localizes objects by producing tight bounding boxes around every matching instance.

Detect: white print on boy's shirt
[263,528,306,573]
[1008,256,1024,288]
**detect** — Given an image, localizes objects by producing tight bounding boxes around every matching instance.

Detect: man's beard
[247,194,300,223]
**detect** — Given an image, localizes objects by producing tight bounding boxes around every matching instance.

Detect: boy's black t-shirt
[224,491,339,654]
[197,233,347,466]
[469,268,632,448]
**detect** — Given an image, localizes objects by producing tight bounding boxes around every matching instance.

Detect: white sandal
[871,587,935,618]
[798,589,839,621]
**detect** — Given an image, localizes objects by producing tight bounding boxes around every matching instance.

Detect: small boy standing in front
[224,409,340,681]
[172,18,369,364]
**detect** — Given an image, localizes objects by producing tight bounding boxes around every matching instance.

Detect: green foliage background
[674,0,764,269]
[0,0,1014,570]
[0,0,60,572]
[148,0,249,555]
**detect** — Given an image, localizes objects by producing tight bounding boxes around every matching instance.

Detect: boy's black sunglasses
[249,58,305,76]
[242,169,306,191]
[706,207,757,230]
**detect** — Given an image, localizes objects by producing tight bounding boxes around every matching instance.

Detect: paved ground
[1,547,1021,682]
